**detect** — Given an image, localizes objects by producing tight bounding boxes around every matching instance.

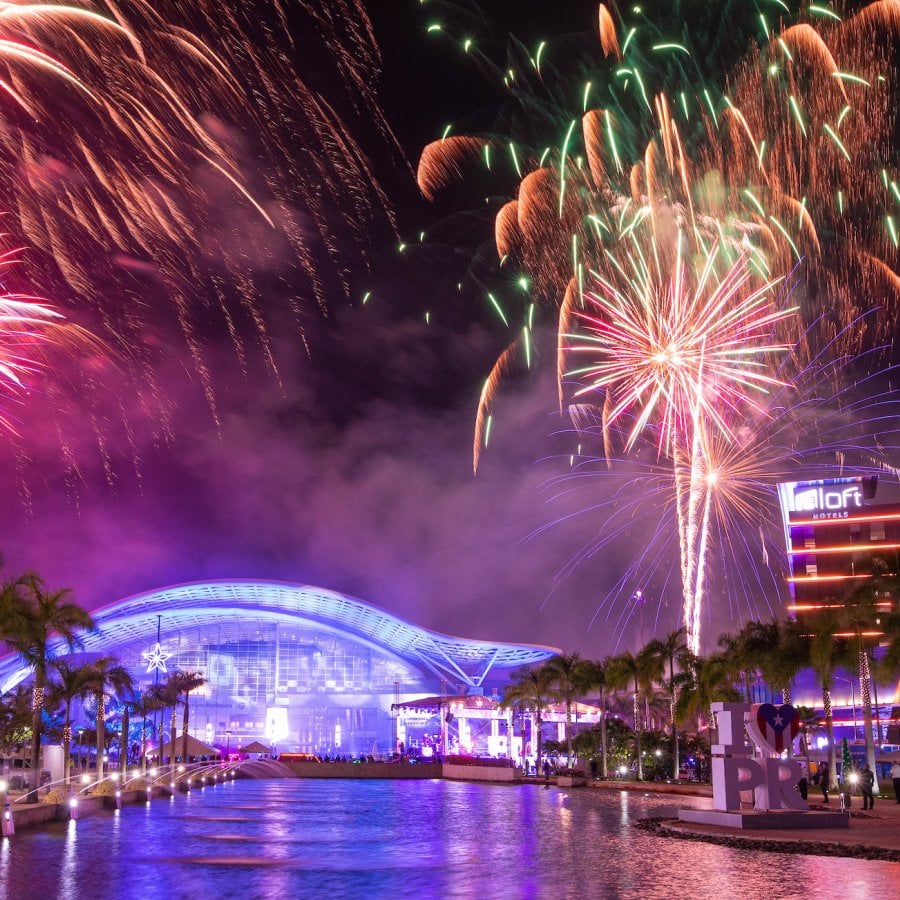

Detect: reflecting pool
[2,779,897,899]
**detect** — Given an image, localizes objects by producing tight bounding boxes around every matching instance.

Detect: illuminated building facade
[777,477,899,744]
[0,580,558,756]
[777,476,898,612]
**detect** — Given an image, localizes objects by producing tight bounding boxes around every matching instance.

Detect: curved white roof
[0,579,559,692]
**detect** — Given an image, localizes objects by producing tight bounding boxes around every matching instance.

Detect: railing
[1,755,302,836]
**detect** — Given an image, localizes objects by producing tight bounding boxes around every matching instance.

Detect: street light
[225,730,232,760]
[834,674,859,741]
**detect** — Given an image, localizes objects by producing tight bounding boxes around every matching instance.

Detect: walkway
[605,780,900,862]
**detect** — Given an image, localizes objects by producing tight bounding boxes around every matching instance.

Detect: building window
[805,561,818,577]
[870,521,886,541]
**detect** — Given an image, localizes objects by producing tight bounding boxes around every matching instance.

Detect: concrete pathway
[646,788,900,861]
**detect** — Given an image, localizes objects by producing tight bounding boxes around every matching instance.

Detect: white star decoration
[773,714,784,727]
[142,642,172,674]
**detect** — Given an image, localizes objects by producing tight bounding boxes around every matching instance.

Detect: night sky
[0,0,879,658]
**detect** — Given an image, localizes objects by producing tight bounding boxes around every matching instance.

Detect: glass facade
[113,620,432,756]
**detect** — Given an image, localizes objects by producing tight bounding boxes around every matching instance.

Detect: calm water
[1,778,897,899]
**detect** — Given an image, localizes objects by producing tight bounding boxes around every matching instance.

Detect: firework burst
[417,1,899,649]
[0,247,93,436]
[562,227,798,651]
[0,1,404,493]
[540,330,900,650]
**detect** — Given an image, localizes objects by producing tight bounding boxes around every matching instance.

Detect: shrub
[89,779,117,796]
[42,787,71,805]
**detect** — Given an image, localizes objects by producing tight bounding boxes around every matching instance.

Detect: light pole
[834,674,859,741]
[225,730,232,761]
[632,590,646,649]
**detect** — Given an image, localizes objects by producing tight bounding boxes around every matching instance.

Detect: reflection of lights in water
[556,792,573,839]
[0,834,9,896]
[58,820,78,900]
[620,790,629,826]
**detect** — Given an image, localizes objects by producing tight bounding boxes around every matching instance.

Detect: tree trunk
[536,713,543,777]
[599,689,608,779]
[669,656,679,781]
[30,673,45,794]
[96,694,106,780]
[565,699,573,770]
[169,708,177,764]
[824,688,836,794]
[181,694,190,764]
[63,703,72,787]
[634,680,643,781]
[121,706,130,777]
[858,649,879,791]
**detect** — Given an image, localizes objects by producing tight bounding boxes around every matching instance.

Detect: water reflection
[0,837,9,900]
[58,820,78,900]
[1,779,897,899]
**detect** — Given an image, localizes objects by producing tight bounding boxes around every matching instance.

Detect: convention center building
[0,580,558,757]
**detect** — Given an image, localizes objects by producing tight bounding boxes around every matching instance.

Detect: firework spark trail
[564,230,797,652]
[418,1,897,376]
[0,247,93,435]
[531,343,900,648]
[0,1,405,491]
[418,1,898,650]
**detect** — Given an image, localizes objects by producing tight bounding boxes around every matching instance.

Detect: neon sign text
[793,485,862,518]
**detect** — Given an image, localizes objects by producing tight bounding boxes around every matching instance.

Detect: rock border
[635,817,900,863]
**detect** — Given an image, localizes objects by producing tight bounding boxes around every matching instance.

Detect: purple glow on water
[1,780,897,898]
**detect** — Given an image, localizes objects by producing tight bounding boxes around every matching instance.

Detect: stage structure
[0,580,558,757]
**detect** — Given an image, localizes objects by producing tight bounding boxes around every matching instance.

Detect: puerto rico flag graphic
[755,703,799,754]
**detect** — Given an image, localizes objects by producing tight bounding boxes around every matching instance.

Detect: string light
[859,651,872,710]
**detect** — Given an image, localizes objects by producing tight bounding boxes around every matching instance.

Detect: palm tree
[839,558,897,792]
[580,659,610,778]
[121,692,158,772]
[807,608,852,797]
[644,628,689,780]
[741,619,809,706]
[169,671,206,763]
[875,605,900,685]
[148,677,181,765]
[116,691,139,776]
[794,705,820,778]
[85,656,134,780]
[717,630,753,701]
[541,654,593,770]
[0,574,93,792]
[48,660,94,785]
[675,651,741,747]
[501,665,555,775]
[0,685,32,759]
[605,647,660,780]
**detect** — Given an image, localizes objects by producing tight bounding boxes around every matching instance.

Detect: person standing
[817,764,830,804]
[860,764,875,810]
[891,761,900,803]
